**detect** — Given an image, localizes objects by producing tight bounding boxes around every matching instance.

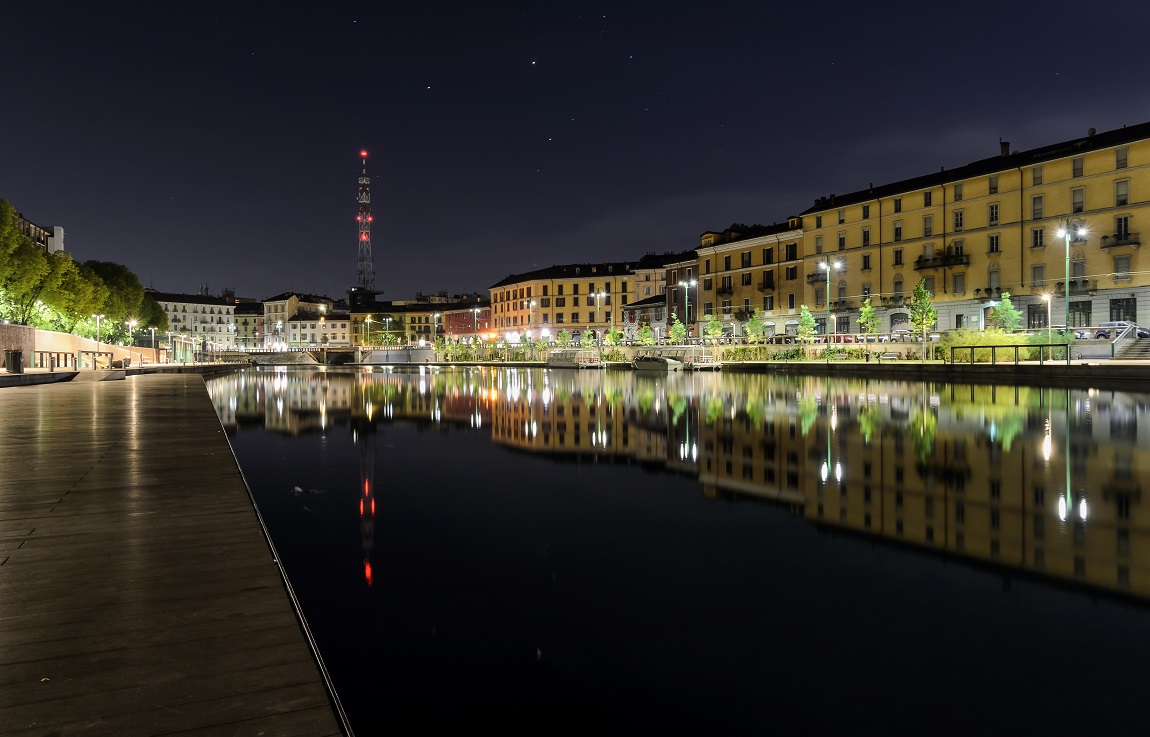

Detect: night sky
[5,1,1150,302]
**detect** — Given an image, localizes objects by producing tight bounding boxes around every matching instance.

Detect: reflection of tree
[638,388,654,414]
[858,404,881,443]
[910,406,937,462]
[704,395,725,425]
[799,395,818,435]
[669,395,688,425]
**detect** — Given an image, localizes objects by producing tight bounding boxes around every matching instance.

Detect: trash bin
[5,349,25,374]
[865,352,871,362]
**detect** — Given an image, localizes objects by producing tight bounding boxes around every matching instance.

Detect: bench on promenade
[878,352,900,362]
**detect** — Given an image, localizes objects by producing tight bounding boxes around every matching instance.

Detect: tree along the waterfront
[909,279,938,348]
[988,291,1023,333]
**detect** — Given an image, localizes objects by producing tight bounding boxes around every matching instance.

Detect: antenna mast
[356,150,376,291]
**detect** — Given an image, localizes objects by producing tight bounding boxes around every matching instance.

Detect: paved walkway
[0,374,346,736]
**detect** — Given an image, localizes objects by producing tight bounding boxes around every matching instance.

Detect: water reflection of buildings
[206,368,1150,602]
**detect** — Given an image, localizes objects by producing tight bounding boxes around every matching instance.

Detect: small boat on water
[631,346,720,372]
[546,348,604,369]
[632,348,685,372]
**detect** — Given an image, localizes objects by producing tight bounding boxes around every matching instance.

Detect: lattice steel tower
[356,150,376,291]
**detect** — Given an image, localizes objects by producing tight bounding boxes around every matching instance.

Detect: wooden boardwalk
[0,374,347,736]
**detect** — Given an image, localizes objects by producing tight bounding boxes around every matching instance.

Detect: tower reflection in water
[207,366,1149,601]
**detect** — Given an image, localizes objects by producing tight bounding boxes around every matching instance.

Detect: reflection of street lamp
[1055,217,1086,340]
[820,402,842,484]
[149,327,156,360]
[819,260,843,340]
[677,280,697,342]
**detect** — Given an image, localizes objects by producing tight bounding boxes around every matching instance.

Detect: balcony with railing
[757,278,775,292]
[1100,232,1140,249]
[914,253,970,270]
[1054,279,1099,295]
[715,285,734,296]
[806,272,826,285]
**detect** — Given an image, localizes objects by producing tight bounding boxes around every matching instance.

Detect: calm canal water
[206,366,1150,735]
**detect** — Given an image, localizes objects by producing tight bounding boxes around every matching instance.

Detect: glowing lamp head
[360,150,368,158]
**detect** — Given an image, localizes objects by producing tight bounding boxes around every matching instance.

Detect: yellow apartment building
[693,221,805,338]
[489,262,636,341]
[799,122,1150,334]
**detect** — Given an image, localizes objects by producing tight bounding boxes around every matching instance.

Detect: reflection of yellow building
[205,367,1150,601]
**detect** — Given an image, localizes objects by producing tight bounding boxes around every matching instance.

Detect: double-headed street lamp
[593,291,607,344]
[472,307,481,342]
[125,319,138,361]
[819,260,843,340]
[677,279,697,343]
[1056,217,1087,339]
[364,317,372,345]
[432,312,440,344]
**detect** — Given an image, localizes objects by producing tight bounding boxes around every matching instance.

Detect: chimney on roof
[1088,128,1096,137]
[999,138,1010,157]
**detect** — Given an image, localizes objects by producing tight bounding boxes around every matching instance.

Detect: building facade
[490,262,637,342]
[799,123,1150,335]
[263,292,334,348]
[149,290,237,350]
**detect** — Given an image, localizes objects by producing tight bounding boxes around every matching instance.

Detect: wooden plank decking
[0,374,346,736]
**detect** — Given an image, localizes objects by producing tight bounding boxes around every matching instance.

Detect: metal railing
[949,343,1070,365]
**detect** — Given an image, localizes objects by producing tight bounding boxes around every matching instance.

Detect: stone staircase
[1115,338,1150,360]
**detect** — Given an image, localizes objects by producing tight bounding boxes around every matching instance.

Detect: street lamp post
[1042,294,1052,344]
[432,313,440,345]
[594,291,607,343]
[1056,217,1086,345]
[384,317,392,345]
[166,330,172,363]
[472,308,480,343]
[677,279,697,343]
[92,314,104,367]
[819,260,843,342]
[125,319,138,364]
[364,317,372,346]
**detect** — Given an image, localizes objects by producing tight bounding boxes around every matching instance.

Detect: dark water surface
[206,366,1150,735]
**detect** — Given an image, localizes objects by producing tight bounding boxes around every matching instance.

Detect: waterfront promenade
[0,373,346,736]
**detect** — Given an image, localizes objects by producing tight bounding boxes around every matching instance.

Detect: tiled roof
[800,120,1150,215]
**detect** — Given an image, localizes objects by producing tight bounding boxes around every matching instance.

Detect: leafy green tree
[796,305,817,344]
[636,323,655,346]
[743,311,767,344]
[703,314,724,343]
[51,260,108,332]
[988,291,1023,332]
[669,314,687,344]
[858,297,880,338]
[84,261,145,335]
[2,239,51,323]
[555,328,571,347]
[139,293,168,333]
[909,279,938,345]
[0,200,26,290]
[604,327,623,346]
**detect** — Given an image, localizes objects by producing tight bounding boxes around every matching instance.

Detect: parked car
[1052,326,1090,340]
[1094,321,1141,339]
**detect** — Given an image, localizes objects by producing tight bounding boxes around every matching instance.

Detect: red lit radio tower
[356,150,376,291]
